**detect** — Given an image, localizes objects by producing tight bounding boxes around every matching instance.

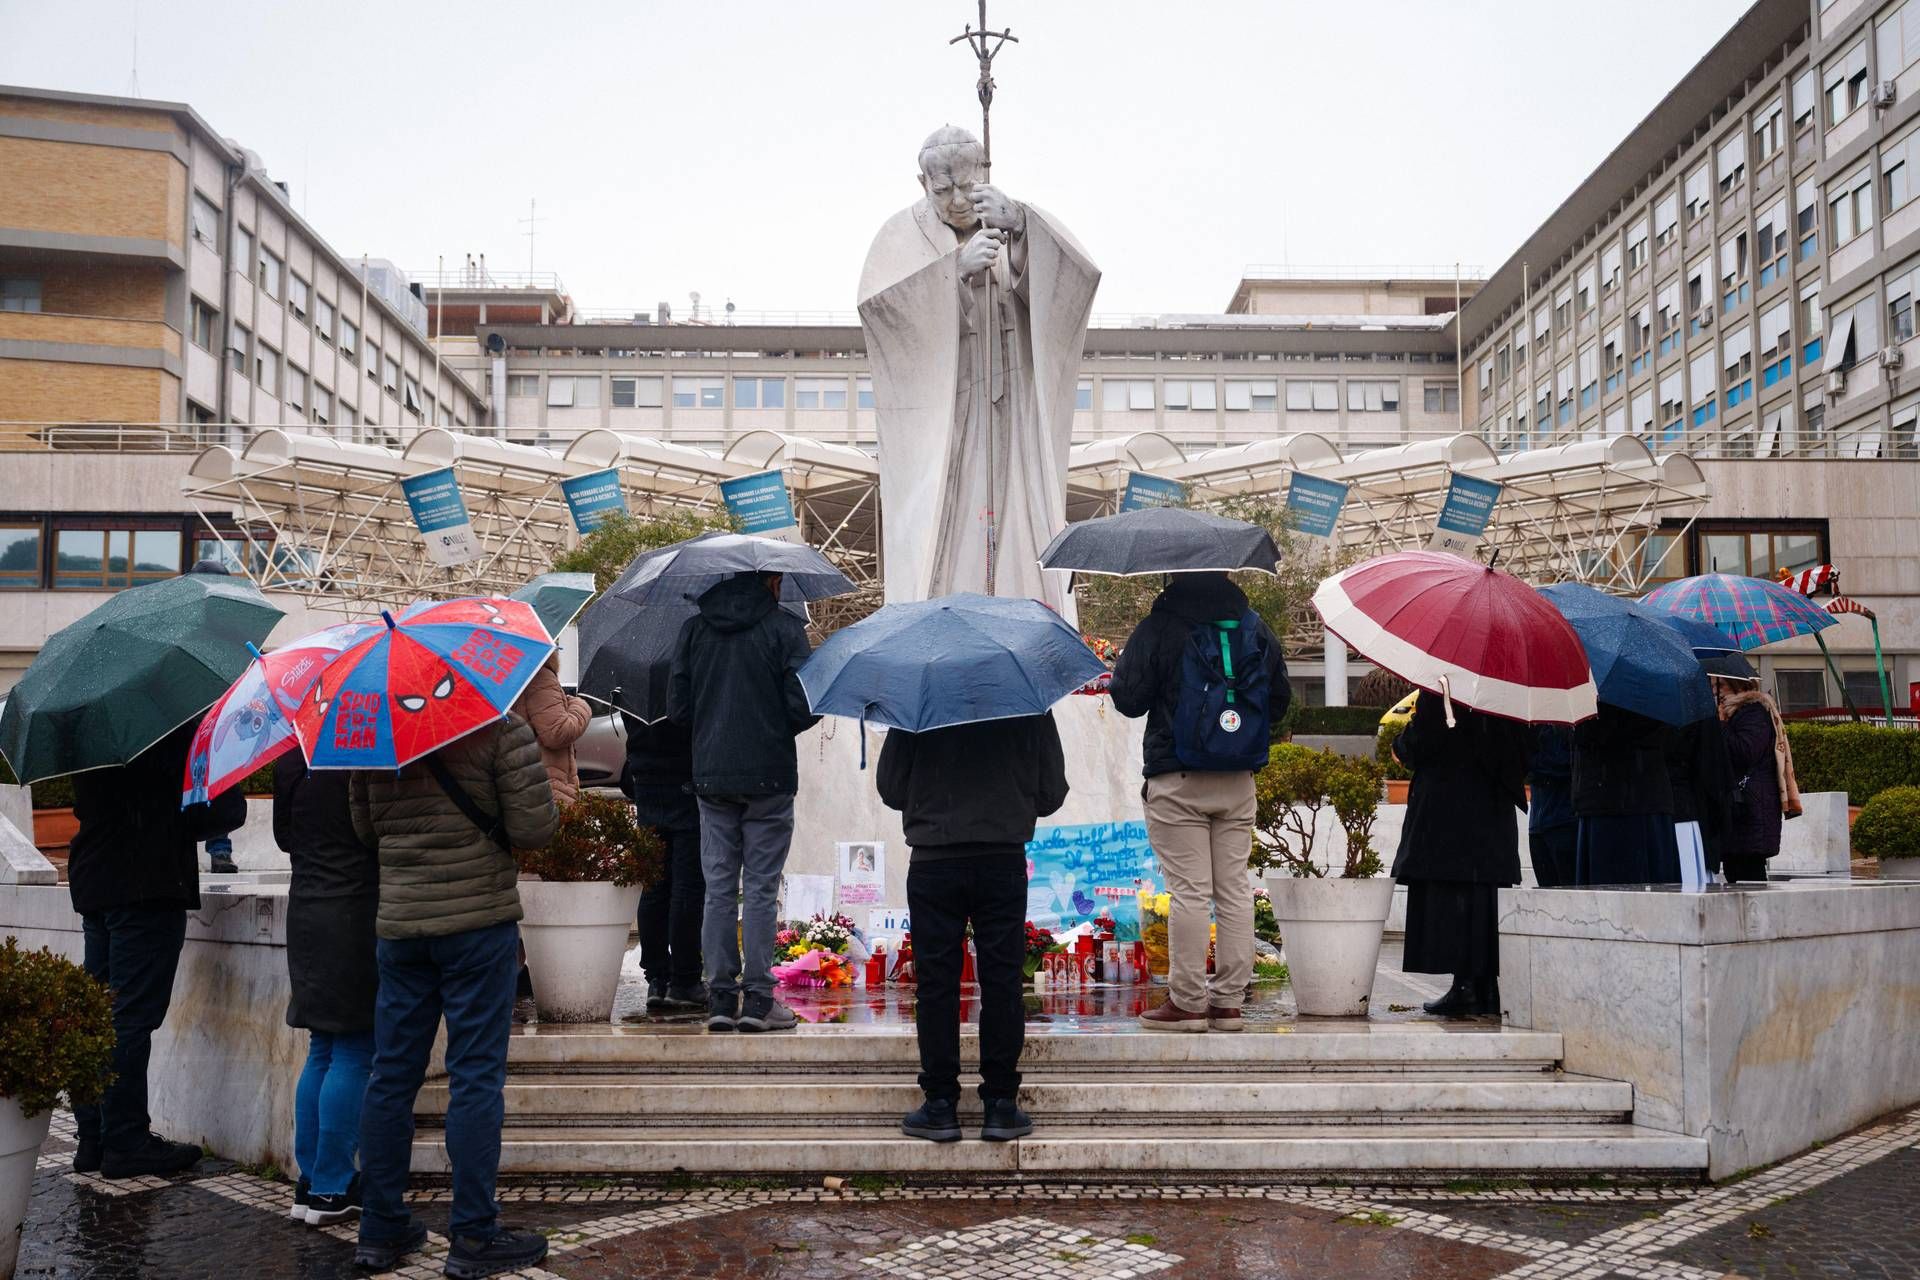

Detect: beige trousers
[1144,769,1257,1013]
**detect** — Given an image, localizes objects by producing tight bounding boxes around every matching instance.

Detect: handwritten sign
[1024,821,1161,933]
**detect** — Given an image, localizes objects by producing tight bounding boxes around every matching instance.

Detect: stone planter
[517,880,642,1023]
[1264,875,1395,1017]
[1880,857,1920,881]
[0,1097,52,1279]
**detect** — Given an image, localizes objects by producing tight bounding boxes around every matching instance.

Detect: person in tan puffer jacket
[512,652,593,809]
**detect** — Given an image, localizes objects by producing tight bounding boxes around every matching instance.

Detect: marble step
[417,1074,1632,1127]
[412,1121,1708,1177]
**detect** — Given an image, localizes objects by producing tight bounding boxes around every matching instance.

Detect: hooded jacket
[512,655,592,809]
[667,573,819,796]
[1108,573,1291,778]
[876,712,1069,855]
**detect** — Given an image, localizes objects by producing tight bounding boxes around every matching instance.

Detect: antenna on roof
[518,199,545,276]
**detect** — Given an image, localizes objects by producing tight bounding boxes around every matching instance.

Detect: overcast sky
[0,0,1754,317]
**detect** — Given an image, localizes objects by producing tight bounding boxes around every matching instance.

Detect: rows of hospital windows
[0,516,271,592]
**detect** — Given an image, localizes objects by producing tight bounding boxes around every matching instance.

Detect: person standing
[877,713,1068,1142]
[348,715,557,1278]
[1572,704,1680,885]
[1391,691,1530,1017]
[668,571,819,1034]
[512,650,592,809]
[67,719,245,1178]
[1526,724,1578,888]
[273,752,379,1226]
[1666,714,1736,884]
[1715,675,1802,883]
[623,714,707,1011]
[1110,572,1290,1033]
[186,555,244,876]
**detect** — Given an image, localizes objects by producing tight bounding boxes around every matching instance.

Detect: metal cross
[949,0,1017,174]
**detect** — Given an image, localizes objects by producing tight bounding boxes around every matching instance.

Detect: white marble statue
[857,126,1100,614]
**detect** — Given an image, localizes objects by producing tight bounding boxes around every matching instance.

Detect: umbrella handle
[1438,674,1457,729]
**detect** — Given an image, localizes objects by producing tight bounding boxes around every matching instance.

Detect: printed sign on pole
[1120,472,1187,512]
[720,469,800,542]
[1284,473,1351,540]
[1426,473,1504,558]
[559,468,626,533]
[836,841,887,907]
[401,467,482,567]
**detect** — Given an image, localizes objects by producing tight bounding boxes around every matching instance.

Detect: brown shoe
[1138,1000,1209,1033]
[1207,1006,1244,1032]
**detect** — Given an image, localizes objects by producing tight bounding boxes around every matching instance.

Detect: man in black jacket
[68,719,246,1178]
[877,713,1068,1142]
[1109,572,1289,1033]
[668,572,819,1034]
[622,715,706,1011]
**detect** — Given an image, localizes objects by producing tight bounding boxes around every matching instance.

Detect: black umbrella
[611,531,855,605]
[1038,507,1280,577]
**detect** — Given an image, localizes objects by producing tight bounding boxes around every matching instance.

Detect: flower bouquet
[773,913,860,988]
[1022,922,1057,981]
[1136,890,1171,982]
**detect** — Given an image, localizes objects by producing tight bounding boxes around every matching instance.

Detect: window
[1715,130,1746,195]
[794,377,846,409]
[1285,379,1338,411]
[1686,256,1711,332]
[1075,379,1092,411]
[1885,124,1920,215]
[231,226,252,278]
[1163,379,1217,410]
[1657,279,1683,355]
[1761,300,1795,385]
[1533,302,1551,345]
[256,340,279,395]
[1800,279,1825,364]
[0,277,40,312]
[1684,165,1711,224]
[1478,359,1494,396]
[1654,192,1679,249]
[1878,0,1920,80]
[1632,387,1654,436]
[1775,669,1827,714]
[1224,379,1277,411]
[546,375,601,408]
[1722,326,1754,410]
[363,339,379,384]
[382,354,400,395]
[1796,179,1819,261]
[257,246,282,299]
[288,274,309,321]
[314,295,334,341]
[1603,325,1625,392]
[1893,395,1920,457]
[1627,217,1651,272]
[1829,167,1875,245]
[282,363,307,418]
[730,376,784,408]
[190,192,220,249]
[314,385,332,426]
[609,376,664,408]
[189,299,217,351]
[1753,97,1784,163]
[1793,66,1817,130]
[1496,343,1512,383]
[229,322,250,377]
[403,375,422,415]
[1890,260,1920,343]
[1694,522,1828,581]
[1534,383,1551,433]
[1512,321,1529,368]
[338,316,358,365]
[1578,344,1599,408]
[857,376,874,410]
[1606,403,1627,437]
[1577,265,1596,314]
[1601,243,1622,294]
[1554,285,1573,332]
[1825,39,1870,125]
[1556,361,1575,423]
[0,523,43,590]
[507,374,540,397]
[1719,232,1750,311]
[52,525,182,590]
[1346,379,1399,412]
[1755,198,1789,288]
[1629,303,1653,374]
[1424,382,1460,414]
[1659,369,1685,441]
[1829,289,1880,368]
[1689,349,1717,426]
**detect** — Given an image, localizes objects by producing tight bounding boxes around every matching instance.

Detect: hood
[1153,572,1248,626]
[696,573,778,633]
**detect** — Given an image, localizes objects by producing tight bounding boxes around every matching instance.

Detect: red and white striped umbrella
[1313,551,1598,725]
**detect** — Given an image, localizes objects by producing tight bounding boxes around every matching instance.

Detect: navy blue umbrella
[1539,582,1716,726]
[798,594,1107,738]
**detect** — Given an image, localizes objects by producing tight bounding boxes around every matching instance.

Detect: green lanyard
[1216,619,1240,704]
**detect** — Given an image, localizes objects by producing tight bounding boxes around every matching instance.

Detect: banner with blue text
[401,467,482,567]
[1427,473,1503,557]
[721,469,800,541]
[559,468,627,533]
[1120,472,1187,512]
[1284,473,1351,540]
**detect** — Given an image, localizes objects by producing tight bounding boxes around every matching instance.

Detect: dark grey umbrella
[1038,507,1280,577]
[611,531,855,605]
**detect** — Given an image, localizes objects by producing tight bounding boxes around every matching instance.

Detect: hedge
[1292,705,1391,736]
[1783,723,1920,804]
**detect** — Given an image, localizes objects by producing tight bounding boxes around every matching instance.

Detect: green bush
[1376,725,1412,782]
[0,938,116,1117]
[1783,724,1920,803]
[1852,786,1920,862]
[1253,743,1384,879]
[1293,705,1390,736]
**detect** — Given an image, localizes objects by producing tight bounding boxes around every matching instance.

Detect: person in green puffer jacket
[346,713,557,1277]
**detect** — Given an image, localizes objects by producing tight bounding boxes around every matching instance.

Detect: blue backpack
[1170,610,1273,772]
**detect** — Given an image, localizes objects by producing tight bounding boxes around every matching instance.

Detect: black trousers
[637,823,706,990]
[1722,854,1769,884]
[905,849,1027,1103]
[76,907,188,1151]
[1529,824,1579,888]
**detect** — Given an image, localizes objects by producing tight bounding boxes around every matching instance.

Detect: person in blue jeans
[348,714,557,1279]
[273,753,379,1225]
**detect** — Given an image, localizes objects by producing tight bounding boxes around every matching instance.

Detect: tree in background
[550,510,736,591]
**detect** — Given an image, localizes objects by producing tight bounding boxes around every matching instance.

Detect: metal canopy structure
[182,427,1708,610]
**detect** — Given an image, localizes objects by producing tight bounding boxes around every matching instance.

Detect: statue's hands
[958,228,1005,280]
[968,185,1024,234]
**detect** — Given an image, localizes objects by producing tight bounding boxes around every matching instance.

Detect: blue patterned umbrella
[1640,574,1837,650]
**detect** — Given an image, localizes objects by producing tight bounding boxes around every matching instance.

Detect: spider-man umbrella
[292,596,555,770]
[181,619,380,805]
[1311,551,1598,725]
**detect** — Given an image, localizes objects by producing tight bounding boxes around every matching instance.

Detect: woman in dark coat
[1715,676,1796,882]
[1572,704,1680,885]
[273,753,380,1224]
[1392,690,1530,1017]
[1666,715,1735,879]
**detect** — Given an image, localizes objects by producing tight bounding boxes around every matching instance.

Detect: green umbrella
[511,572,597,638]
[0,573,283,784]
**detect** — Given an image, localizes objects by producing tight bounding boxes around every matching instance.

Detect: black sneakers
[663,983,708,1010]
[980,1098,1034,1142]
[289,1175,311,1221]
[443,1225,550,1279]
[901,1096,962,1142]
[352,1219,427,1271]
[645,980,669,1012]
[707,991,738,1032]
[99,1133,201,1179]
[304,1175,361,1226]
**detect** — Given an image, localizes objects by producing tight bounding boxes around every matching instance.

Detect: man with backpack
[1110,572,1290,1032]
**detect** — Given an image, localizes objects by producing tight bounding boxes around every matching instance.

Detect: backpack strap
[422,754,511,852]
[1213,619,1241,705]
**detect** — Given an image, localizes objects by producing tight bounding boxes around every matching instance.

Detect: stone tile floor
[19,1106,1920,1278]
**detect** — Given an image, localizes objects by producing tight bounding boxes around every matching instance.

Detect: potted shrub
[1853,785,1920,880]
[0,939,113,1277]
[517,792,664,1022]
[1254,745,1391,1016]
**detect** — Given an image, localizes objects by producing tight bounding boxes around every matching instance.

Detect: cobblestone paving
[17,1108,1919,1279]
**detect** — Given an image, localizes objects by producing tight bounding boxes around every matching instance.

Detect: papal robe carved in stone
[857,126,1099,615]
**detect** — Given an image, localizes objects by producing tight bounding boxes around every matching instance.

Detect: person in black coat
[272,753,380,1223]
[1716,678,1788,882]
[622,715,705,1011]
[1526,725,1577,888]
[1391,691,1529,1017]
[877,713,1068,1143]
[1666,715,1736,881]
[1572,704,1681,885]
[68,718,245,1179]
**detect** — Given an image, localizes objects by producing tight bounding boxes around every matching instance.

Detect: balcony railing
[1240,263,1488,282]
[409,268,567,294]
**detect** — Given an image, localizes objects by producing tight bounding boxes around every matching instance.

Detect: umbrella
[1639,573,1837,650]
[1311,550,1597,725]
[0,573,284,784]
[611,531,855,605]
[181,619,380,805]
[292,596,554,769]
[1037,507,1280,577]
[1539,583,1716,726]
[799,593,1108,734]
[1700,650,1758,681]
[1652,612,1743,654]
[510,572,597,638]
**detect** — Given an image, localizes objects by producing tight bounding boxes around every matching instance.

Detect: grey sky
[0,0,1754,316]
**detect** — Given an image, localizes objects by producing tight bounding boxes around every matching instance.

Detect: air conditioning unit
[1695,307,1716,329]
[1883,346,1906,370]
[1874,80,1899,109]
[1827,368,1849,396]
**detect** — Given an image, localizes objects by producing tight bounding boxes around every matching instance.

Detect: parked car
[569,688,630,792]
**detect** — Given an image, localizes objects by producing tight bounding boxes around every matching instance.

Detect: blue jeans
[75,907,187,1152]
[357,920,518,1246]
[294,1030,373,1195]
[697,794,795,1002]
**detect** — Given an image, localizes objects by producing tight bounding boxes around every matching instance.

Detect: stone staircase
[411,1026,1709,1180]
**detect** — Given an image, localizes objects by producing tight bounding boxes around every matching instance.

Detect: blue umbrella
[510,572,597,638]
[1539,582,1716,726]
[799,594,1107,744]
[1652,611,1742,655]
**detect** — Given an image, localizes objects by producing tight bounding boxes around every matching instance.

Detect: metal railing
[1476,416,1920,461]
[1240,263,1488,282]
[0,422,208,453]
[567,307,862,327]
[408,268,568,294]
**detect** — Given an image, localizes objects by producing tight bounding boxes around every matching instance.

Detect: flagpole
[1869,615,1895,727]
